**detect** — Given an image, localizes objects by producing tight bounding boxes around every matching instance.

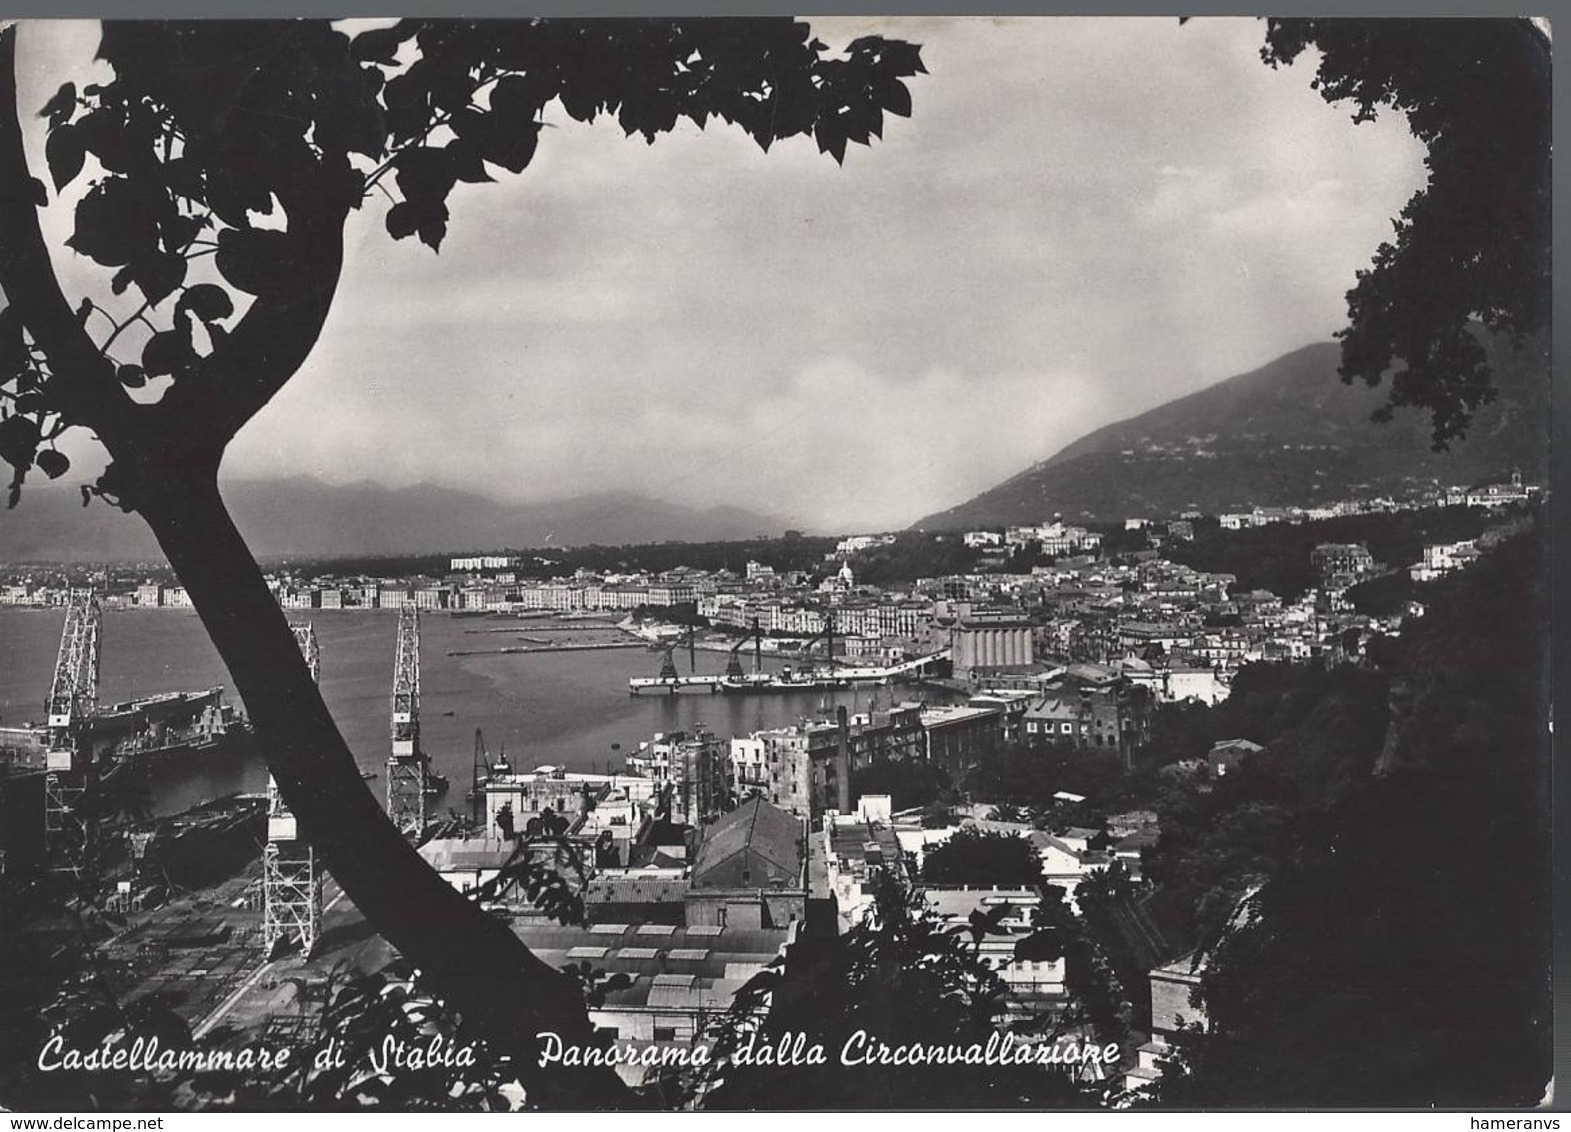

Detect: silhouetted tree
[1259,19,1549,446]
[923,827,1042,888]
[0,19,923,1107]
[685,875,1095,1108]
[1141,524,1550,1106]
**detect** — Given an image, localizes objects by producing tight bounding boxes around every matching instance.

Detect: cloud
[14,17,1429,532]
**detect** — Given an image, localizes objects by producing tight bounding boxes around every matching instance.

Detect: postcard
[0,15,1552,1115]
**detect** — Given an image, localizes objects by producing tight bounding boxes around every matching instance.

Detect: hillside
[916,330,1549,529]
[0,479,784,562]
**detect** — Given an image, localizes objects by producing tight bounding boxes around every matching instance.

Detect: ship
[5,687,253,774]
[627,651,954,696]
[127,792,268,891]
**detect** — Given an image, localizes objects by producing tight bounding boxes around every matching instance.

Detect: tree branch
[152,179,353,452]
[0,26,134,443]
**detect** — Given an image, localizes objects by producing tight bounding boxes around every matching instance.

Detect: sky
[15,17,1428,532]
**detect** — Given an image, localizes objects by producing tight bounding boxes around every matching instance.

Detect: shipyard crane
[42,589,102,872]
[263,621,324,954]
[655,624,699,683]
[387,604,429,835]
[794,610,836,676]
[724,617,765,680]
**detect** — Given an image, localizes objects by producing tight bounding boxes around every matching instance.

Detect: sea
[0,607,947,818]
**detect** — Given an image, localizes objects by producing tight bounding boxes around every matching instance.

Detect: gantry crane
[795,609,836,676]
[656,624,698,683]
[387,603,428,835]
[724,617,765,680]
[262,621,324,955]
[42,589,102,873]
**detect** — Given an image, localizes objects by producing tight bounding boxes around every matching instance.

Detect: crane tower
[42,589,102,872]
[387,604,428,835]
[262,621,324,954]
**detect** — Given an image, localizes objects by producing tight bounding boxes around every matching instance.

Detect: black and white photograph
[0,14,1553,1115]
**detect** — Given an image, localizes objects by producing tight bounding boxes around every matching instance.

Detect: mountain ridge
[915,330,1549,530]
[0,477,787,562]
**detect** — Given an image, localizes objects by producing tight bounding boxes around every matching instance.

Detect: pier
[448,641,645,657]
[627,650,951,696]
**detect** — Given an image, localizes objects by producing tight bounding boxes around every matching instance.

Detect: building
[950,614,1035,679]
[418,837,515,896]
[920,703,1006,776]
[836,534,893,554]
[1206,738,1262,778]
[1409,539,1481,582]
[685,797,807,931]
[1310,542,1375,585]
[744,704,927,821]
[1022,677,1153,766]
[1124,952,1208,1094]
[506,918,793,1079]
[924,888,1064,1008]
[1465,469,1532,508]
[625,728,727,826]
[483,768,660,838]
[451,554,521,572]
[817,799,908,929]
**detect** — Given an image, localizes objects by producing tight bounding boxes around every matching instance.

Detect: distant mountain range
[0,479,786,562]
[916,329,1549,530]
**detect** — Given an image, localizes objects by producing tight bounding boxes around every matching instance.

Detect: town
[0,473,1541,1105]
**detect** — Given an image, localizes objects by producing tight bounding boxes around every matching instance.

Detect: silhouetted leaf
[142,327,195,378]
[213,228,295,297]
[40,82,76,128]
[478,115,539,175]
[67,178,161,268]
[160,156,206,201]
[351,24,412,65]
[384,200,420,240]
[131,251,187,307]
[159,212,203,255]
[393,145,457,207]
[445,136,493,184]
[35,449,69,479]
[45,124,86,191]
[0,415,40,472]
[176,283,234,324]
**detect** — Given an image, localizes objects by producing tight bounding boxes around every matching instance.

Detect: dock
[627,651,951,696]
[448,641,645,657]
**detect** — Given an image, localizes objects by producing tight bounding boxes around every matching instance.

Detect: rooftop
[692,797,803,888]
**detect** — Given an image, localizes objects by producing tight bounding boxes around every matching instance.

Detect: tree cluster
[1141,520,1550,1106]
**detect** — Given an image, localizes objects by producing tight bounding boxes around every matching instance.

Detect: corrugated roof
[418,837,514,871]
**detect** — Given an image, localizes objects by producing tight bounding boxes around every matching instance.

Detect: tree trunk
[137,472,632,1109]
